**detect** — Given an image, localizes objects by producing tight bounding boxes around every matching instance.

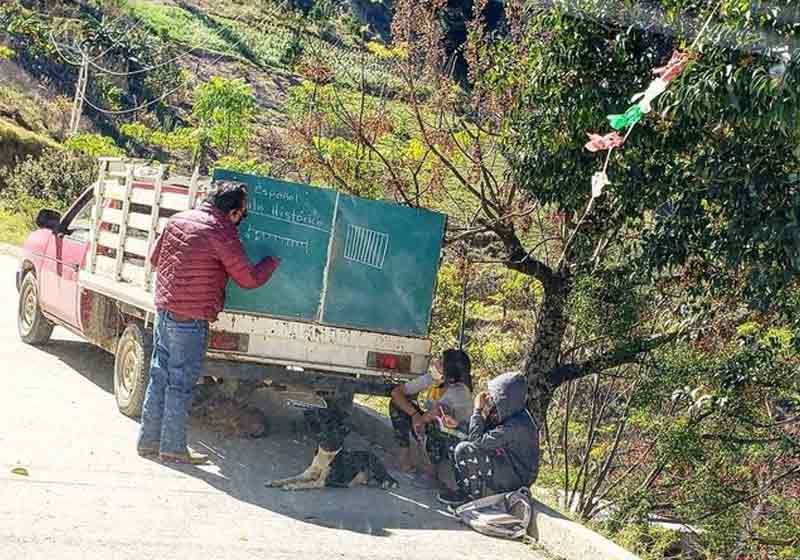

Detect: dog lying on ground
[266,406,398,491]
[266,447,399,491]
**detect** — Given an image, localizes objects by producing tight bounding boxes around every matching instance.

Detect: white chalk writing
[344,224,389,270]
[251,185,298,203]
[242,225,309,253]
[248,198,329,233]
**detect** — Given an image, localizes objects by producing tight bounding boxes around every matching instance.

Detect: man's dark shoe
[437,489,469,507]
[159,449,209,465]
[137,444,159,458]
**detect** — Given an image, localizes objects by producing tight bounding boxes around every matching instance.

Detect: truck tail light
[209,331,249,352]
[367,352,411,373]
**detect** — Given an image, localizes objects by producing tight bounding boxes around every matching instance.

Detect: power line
[85,8,277,78]
[87,13,148,63]
[87,18,243,78]
[48,5,145,65]
[50,1,256,78]
[80,80,187,115]
[49,5,278,121]
[49,32,83,66]
[87,43,217,76]
[52,10,245,78]
[79,12,270,116]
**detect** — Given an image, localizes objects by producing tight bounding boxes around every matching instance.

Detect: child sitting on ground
[389,349,473,482]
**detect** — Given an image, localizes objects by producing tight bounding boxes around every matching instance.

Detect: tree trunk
[523,275,571,428]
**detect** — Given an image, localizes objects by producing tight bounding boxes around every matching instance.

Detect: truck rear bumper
[212,312,431,377]
[203,356,403,396]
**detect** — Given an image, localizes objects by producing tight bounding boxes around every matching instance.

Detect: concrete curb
[351,403,641,560]
[527,500,641,560]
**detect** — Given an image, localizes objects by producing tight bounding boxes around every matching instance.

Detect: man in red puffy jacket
[137,181,279,464]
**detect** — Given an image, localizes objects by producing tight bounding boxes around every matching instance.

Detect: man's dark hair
[443,349,472,390]
[207,180,247,214]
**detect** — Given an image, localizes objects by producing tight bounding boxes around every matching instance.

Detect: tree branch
[549,331,681,386]
[327,88,417,207]
[692,465,800,523]
[404,74,501,219]
[492,223,556,283]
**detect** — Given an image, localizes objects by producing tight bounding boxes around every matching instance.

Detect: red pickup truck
[16,165,205,414]
[16,158,429,417]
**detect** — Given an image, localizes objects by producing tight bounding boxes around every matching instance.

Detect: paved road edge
[352,404,641,560]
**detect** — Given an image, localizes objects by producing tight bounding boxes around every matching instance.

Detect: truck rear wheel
[114,323,153,418]
[18,272,53,345]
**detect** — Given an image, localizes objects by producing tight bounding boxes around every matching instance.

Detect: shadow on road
[38,337,466,537]
[170,426,467,537]
[37,338,115,394]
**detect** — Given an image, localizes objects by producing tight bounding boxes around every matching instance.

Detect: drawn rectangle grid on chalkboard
[344,224,389,270]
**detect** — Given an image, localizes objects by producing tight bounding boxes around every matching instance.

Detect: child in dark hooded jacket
[438,372,540,506]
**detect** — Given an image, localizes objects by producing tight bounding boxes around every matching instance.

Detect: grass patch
[129,1,234,54]
[0,119,61,171]
[354,394,391,416]
[0,206,32,246]
[129,2,304,68]
[212,14,299,69]
[129,0,398,89]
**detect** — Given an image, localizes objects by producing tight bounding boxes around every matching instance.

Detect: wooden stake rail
[87,158,206,293]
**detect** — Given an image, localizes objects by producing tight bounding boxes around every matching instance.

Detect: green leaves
[192,77,256,157]
[64,134,123,158]
[508,1,800,308]
[0,147,96,207]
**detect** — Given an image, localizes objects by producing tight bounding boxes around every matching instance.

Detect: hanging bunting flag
[585,44,700,206]
[607,105,643,131]
[591,171,610,198]
[585,131,625,152]
[631,77,669,114]
[653,50,691,82]
[562,0,718,271]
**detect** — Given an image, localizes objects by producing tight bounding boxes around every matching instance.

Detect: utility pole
[69,50,89,138]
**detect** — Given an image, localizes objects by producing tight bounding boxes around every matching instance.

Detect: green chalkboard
[321,196,446,336]
[213,169,446,337]
[214,169,336,321]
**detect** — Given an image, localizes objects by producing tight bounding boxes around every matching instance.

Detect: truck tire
[114,323,153,418]
[17,272,54,345]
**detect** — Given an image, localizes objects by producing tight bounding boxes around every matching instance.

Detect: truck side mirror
[36,209,62,232]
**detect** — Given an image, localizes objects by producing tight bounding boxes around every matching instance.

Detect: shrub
[213,156,272,177]
[0,147,97,207]
[64,133,124,158]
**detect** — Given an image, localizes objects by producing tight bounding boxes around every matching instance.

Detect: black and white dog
[266,404,398,491]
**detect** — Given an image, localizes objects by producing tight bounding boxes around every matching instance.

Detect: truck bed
[77,158,436,391]
[80,270,430,380]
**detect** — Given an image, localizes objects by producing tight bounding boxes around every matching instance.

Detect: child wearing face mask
[389,349,473,477]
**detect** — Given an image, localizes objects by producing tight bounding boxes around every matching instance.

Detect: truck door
[40,192,94,328]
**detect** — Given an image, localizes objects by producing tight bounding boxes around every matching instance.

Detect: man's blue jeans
[137,310,209,455]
